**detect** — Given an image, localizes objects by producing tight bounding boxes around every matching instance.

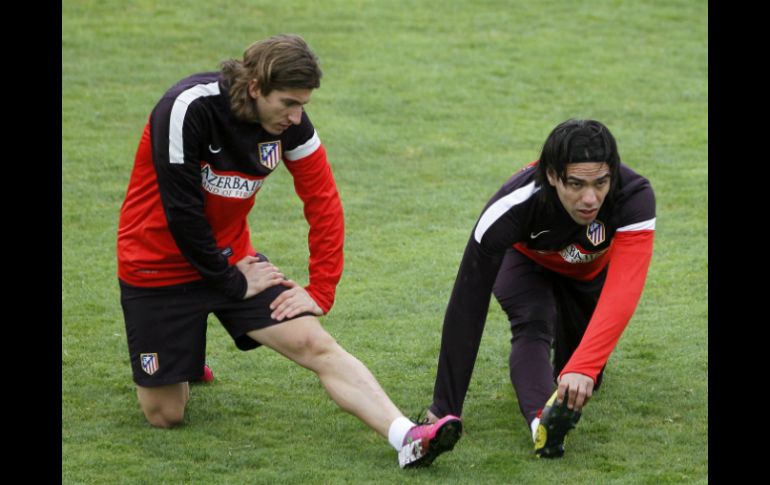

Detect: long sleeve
[430,235,505,417]
[430,181,530,417]
[284,141,344,313]
[151,91,246,299]
[559,229,654,381]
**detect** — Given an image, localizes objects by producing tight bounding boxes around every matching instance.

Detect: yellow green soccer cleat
[534,390,581,458]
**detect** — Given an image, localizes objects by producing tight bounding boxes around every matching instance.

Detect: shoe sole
[404,419,462,468]
[535,402,580,459]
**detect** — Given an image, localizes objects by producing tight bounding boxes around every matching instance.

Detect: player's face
[249,82,313,135]
[547,162,611,225]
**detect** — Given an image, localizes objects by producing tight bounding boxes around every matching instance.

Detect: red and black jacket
[432,161,655,416]
[117,72,343,313]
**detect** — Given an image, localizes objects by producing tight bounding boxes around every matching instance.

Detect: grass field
[62,0,707,483]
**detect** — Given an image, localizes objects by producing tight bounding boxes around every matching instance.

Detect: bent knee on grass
[137,383,189,428]
[143,406,185,428]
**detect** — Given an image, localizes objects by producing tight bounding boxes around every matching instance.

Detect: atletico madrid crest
[140,353,159,375]
[258,141,282,170]
[586,220,606,246]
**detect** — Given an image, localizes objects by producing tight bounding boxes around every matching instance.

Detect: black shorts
[492,247,608,384]
[120,260,312,387]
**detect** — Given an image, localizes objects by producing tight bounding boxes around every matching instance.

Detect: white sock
[530,417,540,443]
[388,416,416,451]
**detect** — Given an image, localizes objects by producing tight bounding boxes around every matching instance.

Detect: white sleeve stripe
[474,181,540,243]
[168,82,221,164]
[285,131,321,161]
[617,217,656,232]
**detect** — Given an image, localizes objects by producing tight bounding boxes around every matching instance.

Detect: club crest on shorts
[140,353,159,375]
[586,220,606,246]
[258,141,282,170]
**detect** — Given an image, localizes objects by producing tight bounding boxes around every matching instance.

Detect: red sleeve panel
[559,229,655,382]
[284,142,344,314]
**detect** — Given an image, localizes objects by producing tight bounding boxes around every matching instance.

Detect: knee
[287,328,343,369]
[142,403,185,428]
[297,329,339,359]
[511,320,553,343]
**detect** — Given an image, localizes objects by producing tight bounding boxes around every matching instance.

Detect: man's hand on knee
[269,280,323,321]
[236,256,289,299]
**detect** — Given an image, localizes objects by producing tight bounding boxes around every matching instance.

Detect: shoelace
[409,409,432,426]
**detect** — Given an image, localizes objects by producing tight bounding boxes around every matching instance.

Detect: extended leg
[247,316,402,437]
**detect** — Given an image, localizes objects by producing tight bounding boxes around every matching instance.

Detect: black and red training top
[432,160,655,416]
[117,72,344,313]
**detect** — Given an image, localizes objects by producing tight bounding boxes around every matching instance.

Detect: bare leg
[136,382,189,428]
[248,316,403,437]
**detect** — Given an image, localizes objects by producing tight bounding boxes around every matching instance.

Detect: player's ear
[546,168,559,187]
[248,79,261,99]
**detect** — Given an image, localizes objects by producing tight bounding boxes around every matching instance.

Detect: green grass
[63,0,707,483]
